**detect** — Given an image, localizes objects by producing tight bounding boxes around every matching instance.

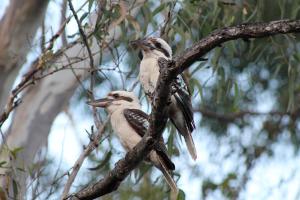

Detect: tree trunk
[0,0,49,113]
[0,0,145,197]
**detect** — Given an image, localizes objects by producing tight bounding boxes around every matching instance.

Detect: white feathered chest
[139,57,160,97]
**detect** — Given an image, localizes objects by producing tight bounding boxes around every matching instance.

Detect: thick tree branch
[70,19,300,199]
[174,19,300,74]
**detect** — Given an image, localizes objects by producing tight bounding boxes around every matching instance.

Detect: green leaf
[126,15,141,38]
[141,4,151,34]
[10,147,23,159]
[190,62,205,76]
[16,167,25,172]
[216,67,225,104]
[67,32,79,39]
[80,12,89,24]
[88,0,94,12]
[12,179,18,197]
[218,67,225,83]
[287,65,295,112]
[88,151,112,171]
[177,189,186,200]
[152,3,168,17]
[0,161,6,168]
[292,52,300,63]
[225,78,233,96]
[233,81,239,108]
[216,84,222,104]
[191,78,204,101]
[211,48,221,73]
[134,164,151,184]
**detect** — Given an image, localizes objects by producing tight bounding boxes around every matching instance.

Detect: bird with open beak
[131,37,197,160]
[87,90,177,192]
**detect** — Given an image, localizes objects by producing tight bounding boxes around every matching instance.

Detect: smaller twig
[0,1,92,128]
[41,18,46,53]
[61,119,109,199]
[160,1,176,38]
[68,0,94,72]
[0,14,71,128]
[128,79,139,92]
[68,0,102,128]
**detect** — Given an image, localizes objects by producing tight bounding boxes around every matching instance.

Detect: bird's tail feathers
[157,156,178,193]
[183,132,197,160]
[155,148,175,171]
[170,116,197,160]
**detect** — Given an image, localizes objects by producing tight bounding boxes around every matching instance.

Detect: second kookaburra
[87,90,177,192]
[131,37,197,160]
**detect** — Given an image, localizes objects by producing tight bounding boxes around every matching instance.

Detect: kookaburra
[131,37,197,160]
[87,90,177,191]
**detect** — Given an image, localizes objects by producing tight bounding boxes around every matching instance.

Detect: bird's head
[131,37,172,59]
[87,91,140,113]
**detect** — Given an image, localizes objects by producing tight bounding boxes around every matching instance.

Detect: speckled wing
[171,74,191,96]
[123,109,148,137]
[171,74,196,132]
[123,109,175,170]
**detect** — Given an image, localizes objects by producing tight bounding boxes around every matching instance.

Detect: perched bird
[87,90,177,191]
[131,37,197,160]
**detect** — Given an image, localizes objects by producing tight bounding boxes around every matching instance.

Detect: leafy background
[1,0,300,199]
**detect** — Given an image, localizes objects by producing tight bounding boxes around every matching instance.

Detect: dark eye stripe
[154,42,162,49]
[157,48,170,58]
[154,42,170,58]
[119,96,133,102]
[138,51,143,60]
[108,93,132,102]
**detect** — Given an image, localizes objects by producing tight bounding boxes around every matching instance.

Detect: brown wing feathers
[123,109,175,170]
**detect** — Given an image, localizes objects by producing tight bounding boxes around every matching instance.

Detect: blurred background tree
[0,0,300,199]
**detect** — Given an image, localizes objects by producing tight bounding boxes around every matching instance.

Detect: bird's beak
[87,98,112,108]
[130,39,151,50]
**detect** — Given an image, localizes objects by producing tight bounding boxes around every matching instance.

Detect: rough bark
[174,19,300,73]
[0,0,49,113]
[70,19,300,199]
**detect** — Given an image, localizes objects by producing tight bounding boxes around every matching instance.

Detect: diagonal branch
[67,0,102,130]
[70,19,300,199]
[173,19,300,74]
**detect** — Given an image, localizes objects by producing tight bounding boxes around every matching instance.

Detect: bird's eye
[154,41,161,48]
[113,93,119,98]
[138,51,143,60]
